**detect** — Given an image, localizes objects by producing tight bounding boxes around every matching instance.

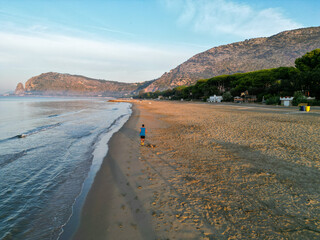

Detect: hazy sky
[0,0,319,93]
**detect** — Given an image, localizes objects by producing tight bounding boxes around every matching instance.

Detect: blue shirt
[140,127,146,136]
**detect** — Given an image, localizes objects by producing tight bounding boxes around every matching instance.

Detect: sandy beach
[74,101,320,239]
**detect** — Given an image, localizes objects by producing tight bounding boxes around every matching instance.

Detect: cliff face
[23,72,146,97]
[144,26,320,92]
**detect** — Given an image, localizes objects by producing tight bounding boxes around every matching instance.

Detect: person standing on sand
[140,124,147,146]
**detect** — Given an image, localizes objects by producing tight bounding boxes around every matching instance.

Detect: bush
[305,99,320,106]
[265,96,280,105]
[292,91,307,106]
[222,91,233,102]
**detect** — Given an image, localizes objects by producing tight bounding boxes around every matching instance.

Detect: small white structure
[280,97,294,107]
[208,95,223,103]
[307,97,315,101]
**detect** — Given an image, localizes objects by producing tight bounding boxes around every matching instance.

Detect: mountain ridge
[15,26,320,96]
[144,26,320,92]
[17,72,154,97]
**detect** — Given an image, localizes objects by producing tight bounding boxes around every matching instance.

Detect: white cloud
[165,0,303,38]
[87,25,136,37]
[0,31,194,91]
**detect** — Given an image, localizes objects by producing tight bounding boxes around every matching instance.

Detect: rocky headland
[14,26,320,96]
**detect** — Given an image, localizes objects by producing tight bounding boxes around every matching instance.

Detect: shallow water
[0,97,131,240]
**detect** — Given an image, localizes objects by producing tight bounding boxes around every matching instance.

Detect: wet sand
[74,101,320,239]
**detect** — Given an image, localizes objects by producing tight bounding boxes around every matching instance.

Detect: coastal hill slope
[19,72,153,97]
[15,26,320,96]
[144,26,320,92]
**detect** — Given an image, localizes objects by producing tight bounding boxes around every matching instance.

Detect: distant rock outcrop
[21,72,153,97]
[15,82,25,95]
[144,26,320,92]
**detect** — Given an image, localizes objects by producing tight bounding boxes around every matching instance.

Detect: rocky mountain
[15,26,320,96]
[144,26,320,92]
[15,82,25,95]
[21,72,152,97]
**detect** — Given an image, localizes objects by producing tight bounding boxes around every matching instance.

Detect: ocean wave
[90,114,127,145]
[0,136,18,143]
[70,131,93,139]
[0,146,44,168]
[48,114,59,118]
[17,123,61,138]
[0,123,62,142]
[47,109,86,119]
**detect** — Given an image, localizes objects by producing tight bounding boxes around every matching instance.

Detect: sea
[0,96,132,240]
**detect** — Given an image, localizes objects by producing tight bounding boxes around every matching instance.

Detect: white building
[208,95,223,103]
[280,97,294,107]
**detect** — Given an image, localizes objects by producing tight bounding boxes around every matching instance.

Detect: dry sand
[74,101,320,239]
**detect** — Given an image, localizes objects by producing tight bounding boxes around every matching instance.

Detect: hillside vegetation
[138,49,320,105]
[145,27,320,92]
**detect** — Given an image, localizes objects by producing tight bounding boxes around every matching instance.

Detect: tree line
[136,49,320,105]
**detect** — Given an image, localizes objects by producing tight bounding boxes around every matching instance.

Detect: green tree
[222,91,233,101]
[265,96,280,105]
[295,49,320,72]
[292,91,307,106]
[295,49,320,99]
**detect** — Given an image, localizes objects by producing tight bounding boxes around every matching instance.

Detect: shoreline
[58,103,132,240]
[73,100,320,239]
[72,103,157,239]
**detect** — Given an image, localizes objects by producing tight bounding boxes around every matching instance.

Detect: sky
[0,0,319,93]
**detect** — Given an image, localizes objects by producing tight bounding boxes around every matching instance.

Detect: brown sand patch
[74,100,320,240]
[137,101,320,239]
